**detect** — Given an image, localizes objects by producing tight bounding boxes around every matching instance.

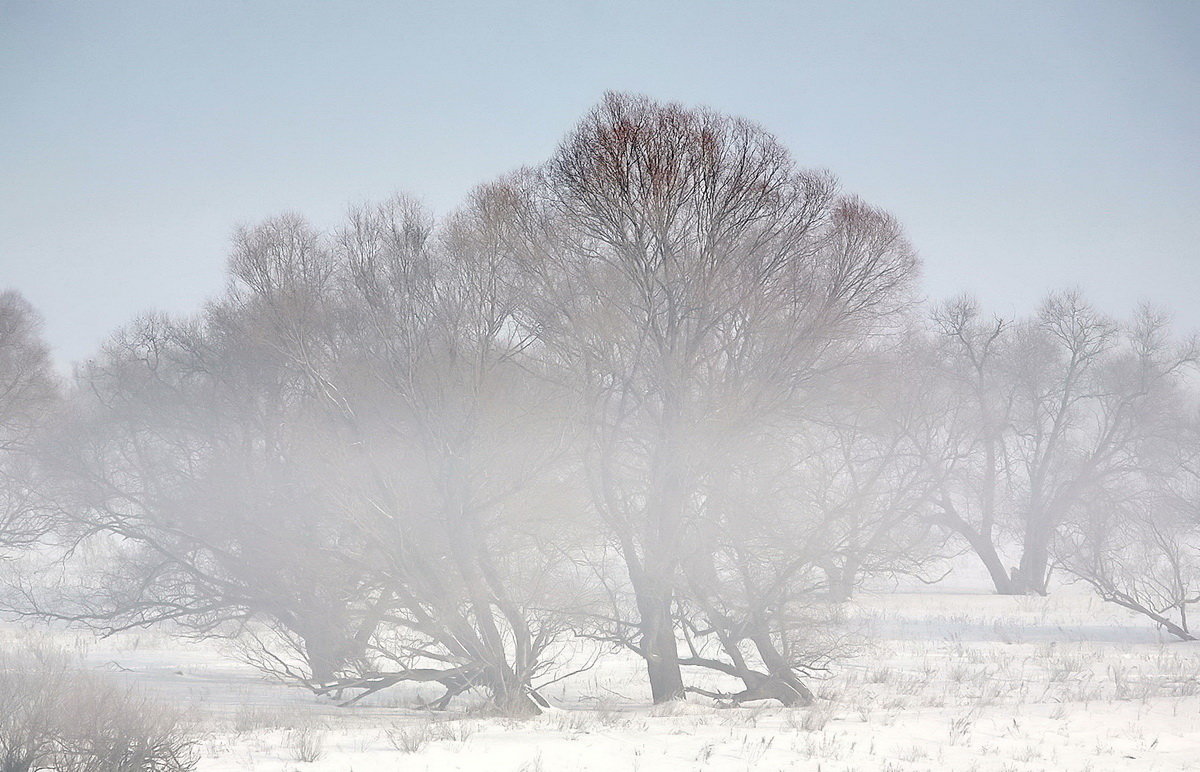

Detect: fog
[2,5,1199,771]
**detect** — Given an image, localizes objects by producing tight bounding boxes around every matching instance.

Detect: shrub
[0,648,197,772]
[286,727,325,763]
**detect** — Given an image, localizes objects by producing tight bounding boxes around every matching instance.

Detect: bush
[0,648,197,772]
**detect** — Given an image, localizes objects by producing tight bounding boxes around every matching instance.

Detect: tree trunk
[824,560,857,603]
[459,565,543,715]
[631,572,684,703]
[939,499,1021,595]
[1014,521,1051,596]
[484,666,543,716]
[750,631,813,706]
[960,528,1021,595]
[443,460,543,716]
[635,397,688,704]
[299,625,349,685]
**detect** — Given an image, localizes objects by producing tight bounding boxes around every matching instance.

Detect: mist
[2,5,1199,771]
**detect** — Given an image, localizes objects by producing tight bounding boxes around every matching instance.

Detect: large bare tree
[225,198,579,714]
[514,93,918,702]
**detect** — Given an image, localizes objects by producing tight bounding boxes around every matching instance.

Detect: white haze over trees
[2,94,1199,725]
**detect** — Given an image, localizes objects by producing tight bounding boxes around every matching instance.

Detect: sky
[2,0,1198,365]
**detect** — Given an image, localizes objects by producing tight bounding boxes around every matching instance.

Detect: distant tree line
[2,93,1197,714]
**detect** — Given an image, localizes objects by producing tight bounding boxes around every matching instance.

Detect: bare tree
[1056,309,1200,636]
[674,436,836,706]
[515,93,917,702]
[929,295,1199,595]
[799,343,947,602]
[923,296,1025,593]
[1061,484,1199,641]
[23,193,578,716]
[0,290,57,552]
[226,198,578,714]
[1003,293,1124,594]
[28,308,379,684]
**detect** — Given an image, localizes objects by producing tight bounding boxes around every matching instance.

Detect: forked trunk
[485,666,543,716]
[1014,526,1051,596]
[750,631,813,706]
[824,561,858,603]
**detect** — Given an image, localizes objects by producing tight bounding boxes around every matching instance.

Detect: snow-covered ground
[4,587,1198,771]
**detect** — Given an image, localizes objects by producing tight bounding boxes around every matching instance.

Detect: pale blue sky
[2,1,1197,364]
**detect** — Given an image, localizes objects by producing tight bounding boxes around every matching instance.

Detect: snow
[4,587,1199,770]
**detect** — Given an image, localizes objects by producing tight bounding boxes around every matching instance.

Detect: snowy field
[4,586,1198,771]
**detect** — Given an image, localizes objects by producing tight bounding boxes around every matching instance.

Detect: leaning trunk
[958,527,1021,595]
[749,630,813,706]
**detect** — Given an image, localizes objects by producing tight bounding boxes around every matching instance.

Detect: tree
[1004,293,1124,594]
[30,309,378,685]
[924,296,1025,594]
[798,343,946,602]
[1056,309,1200,636]
[24,190,583,715]
[516,92,918,702]
[930,295,1199,595]
[0,290,57,553]
[225,198,578,714]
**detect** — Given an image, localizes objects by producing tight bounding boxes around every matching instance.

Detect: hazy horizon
[3,0,1198,365]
